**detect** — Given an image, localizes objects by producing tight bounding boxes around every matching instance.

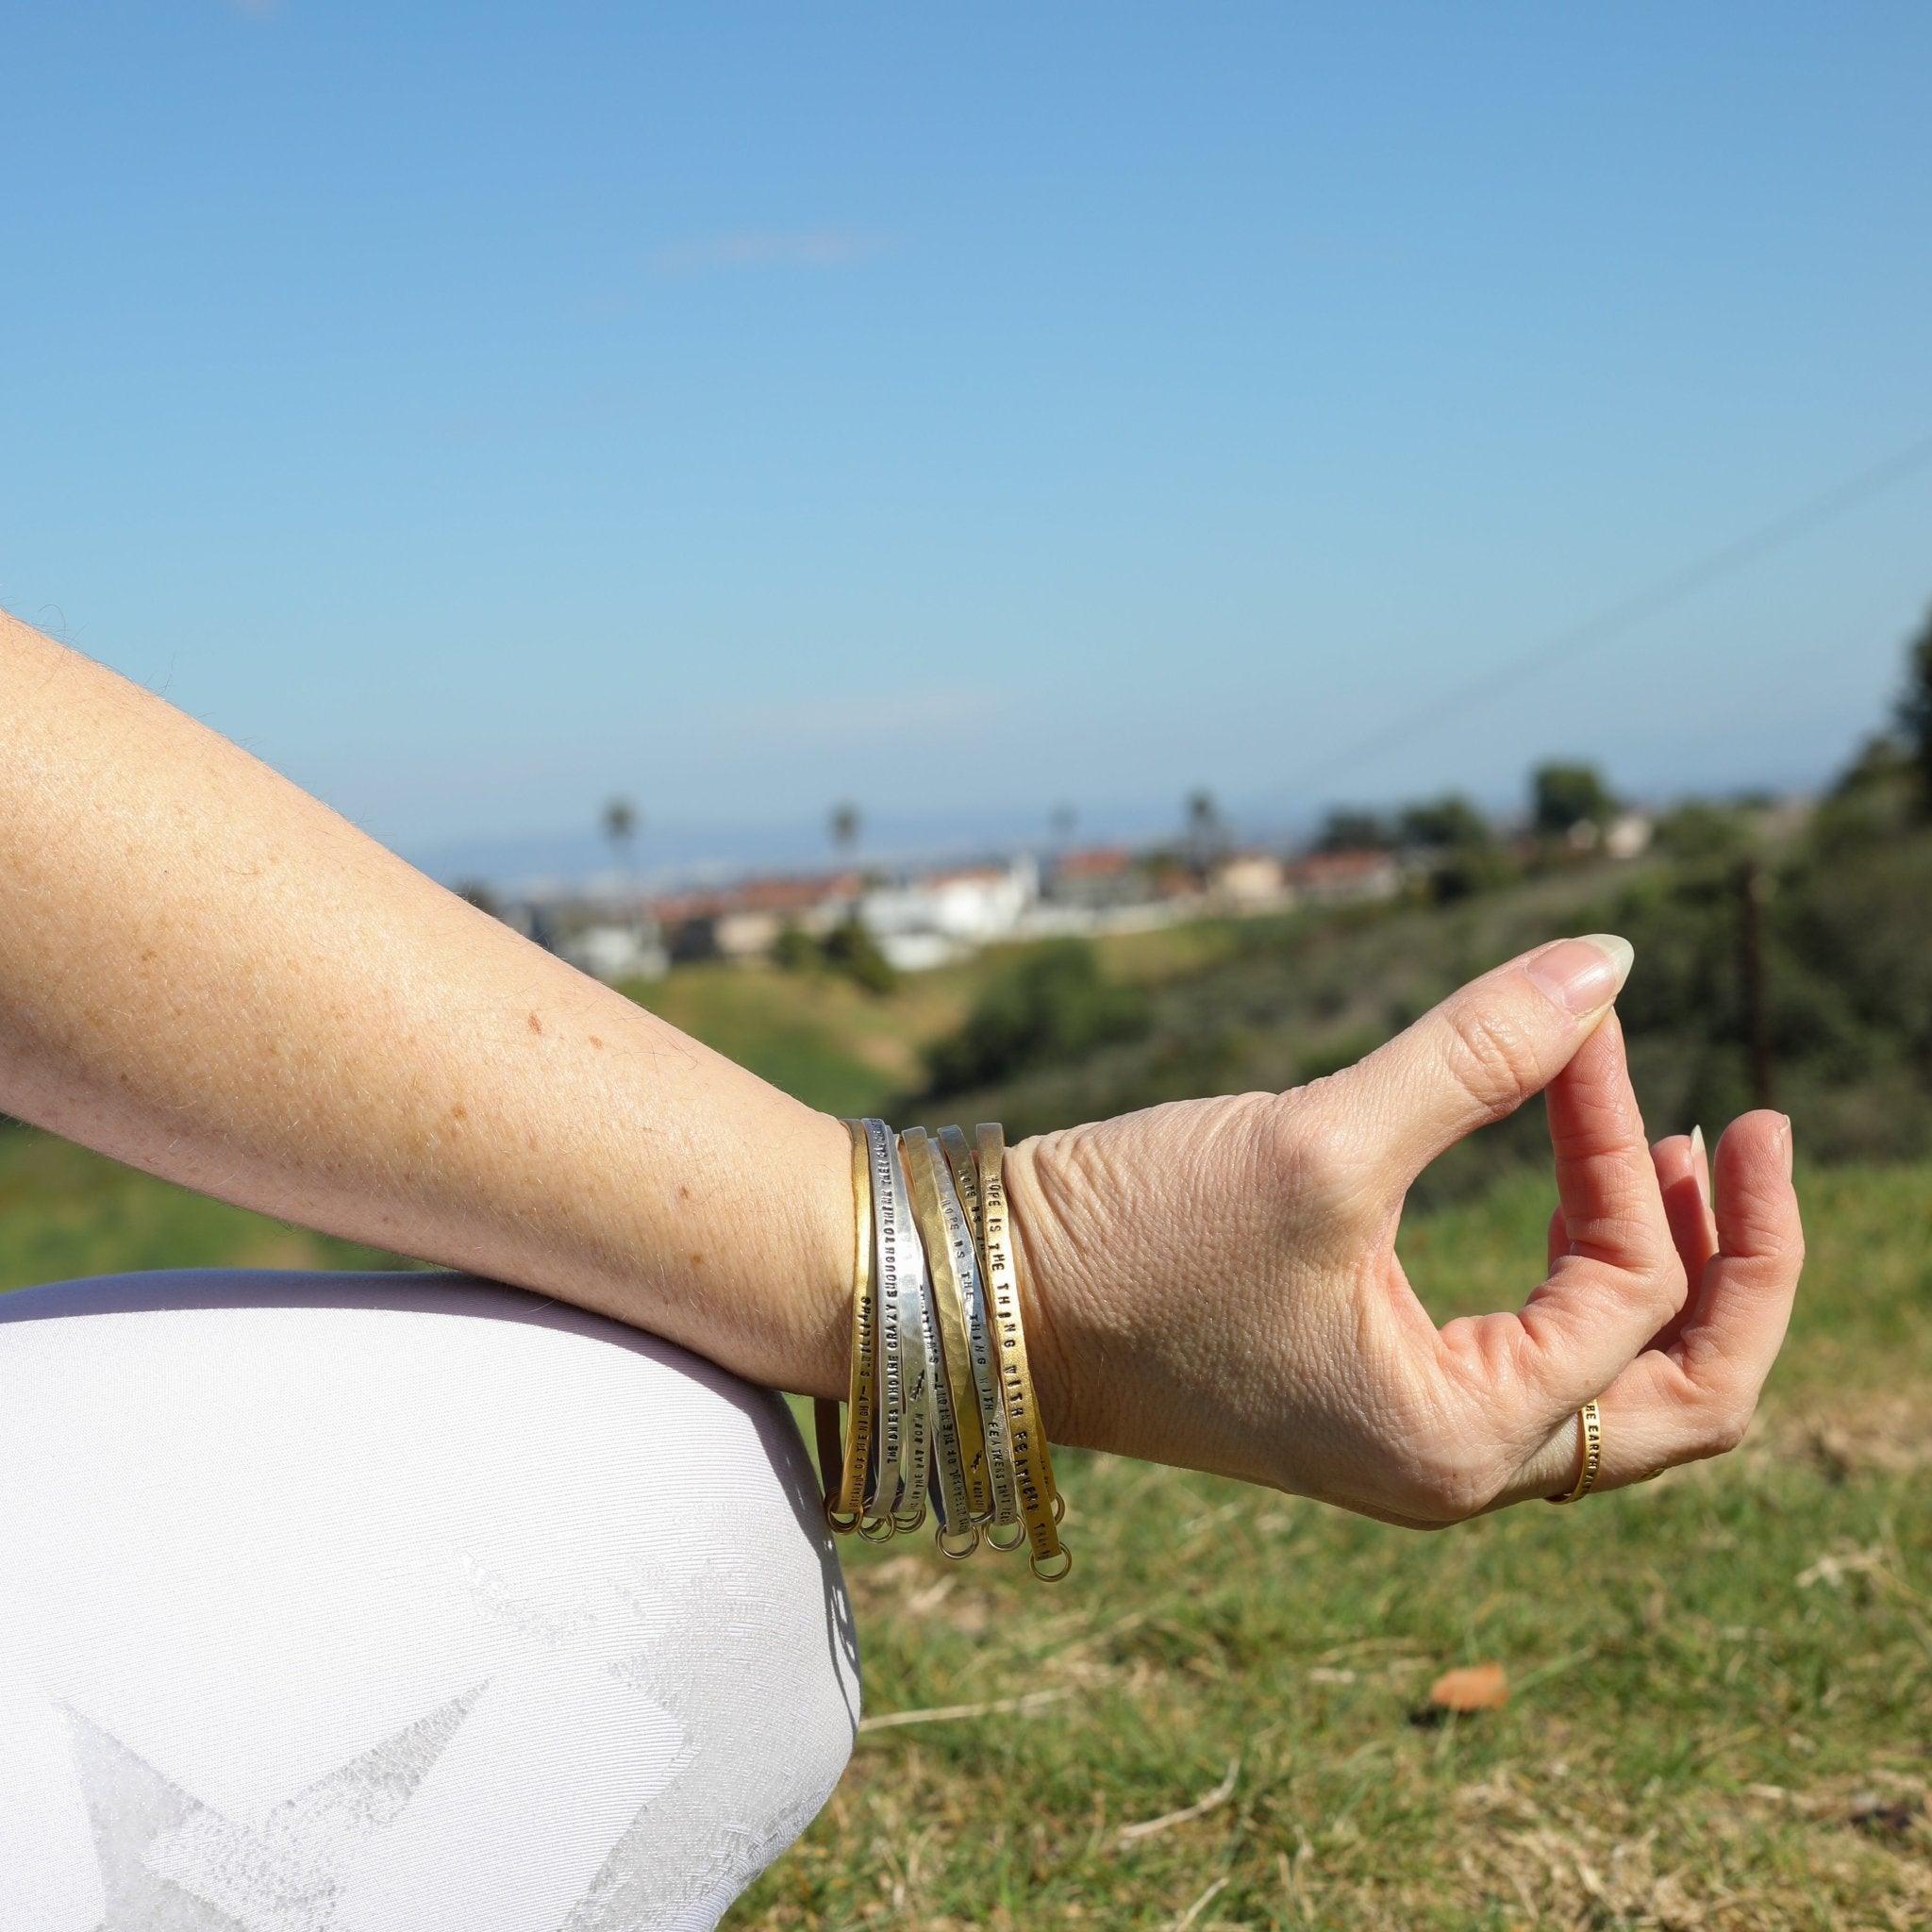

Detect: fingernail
[1690,1124,1711,1208]
[1526,933,1635,1016]
[1776,1114,1794,1177]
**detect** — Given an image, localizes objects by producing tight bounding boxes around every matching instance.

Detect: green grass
[735,1159,1932,1930]
[0,1129,408,1290]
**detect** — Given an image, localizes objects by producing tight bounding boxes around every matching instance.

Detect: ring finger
[1498,1111,1801,1505]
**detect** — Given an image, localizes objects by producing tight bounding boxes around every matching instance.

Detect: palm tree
[601,797,640,888]
[828,801,861,865]
[1183,788,1225,876]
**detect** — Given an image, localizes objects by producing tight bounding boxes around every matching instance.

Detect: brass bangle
[904,1128,991,1536]
[974,1123,1070,1581]
[811,1397,850,1530]
[937,1122,1021,1541]
[933,1127,1019,1529]
[810,1121,860,1528]
[1547,1398,1604,1504]
[823,1119,877,1526]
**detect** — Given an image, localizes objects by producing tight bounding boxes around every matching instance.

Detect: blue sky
[5,3,1930,877]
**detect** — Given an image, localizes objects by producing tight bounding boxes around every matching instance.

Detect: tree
[1831,733,1913,799]
[1182,789,1227,875]
[821,914,897,994]
[1896,605,1932,815]
[1652,801,1748,867]
[1530,761,1617,840]
[1313,808,1393,853]
[924,940,1150,1094]
[771,924,819,973]
[828,802,861,862]
[1397,793,1491,851]
[601,797,640,875]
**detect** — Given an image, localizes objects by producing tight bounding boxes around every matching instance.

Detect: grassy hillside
[618,915,1248,1121]
[920,819,1932,1208]
[0,1129,407,1291]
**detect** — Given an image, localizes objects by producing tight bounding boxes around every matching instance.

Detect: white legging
[0,1271,860,1932]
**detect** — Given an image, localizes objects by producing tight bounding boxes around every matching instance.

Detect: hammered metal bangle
[938,1124,983,1244]
[932,1127,1020,1532]
[868,1117,937,1531]
[974,1123,1070,1581]
[936,1123,1022,1541]
[859,1117,911,1528]
[891,1129,971,1549]
[904,1129,990,1546]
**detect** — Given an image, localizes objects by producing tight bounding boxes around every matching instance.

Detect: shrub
[821,916,898,995]
[924,941,1150,1094]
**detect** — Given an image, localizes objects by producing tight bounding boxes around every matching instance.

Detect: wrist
[776,1105,859,1402]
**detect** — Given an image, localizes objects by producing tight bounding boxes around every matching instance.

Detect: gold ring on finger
[1547,1398,1603,1505]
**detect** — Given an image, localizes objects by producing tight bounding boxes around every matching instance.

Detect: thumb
[1339,934,1635,1186]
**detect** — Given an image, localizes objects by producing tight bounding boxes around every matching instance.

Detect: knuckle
[1264,1094,1374,1221]
[1690,1390,1755,1460]
[1650,1253,1690,1317]
[1439,1005,1541,1119]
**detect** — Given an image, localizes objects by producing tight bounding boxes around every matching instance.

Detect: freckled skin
[0,611,855,1403]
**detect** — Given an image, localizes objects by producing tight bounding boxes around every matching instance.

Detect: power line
[1298,424,1932,791]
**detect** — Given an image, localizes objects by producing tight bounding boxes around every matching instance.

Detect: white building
[555,920,669,982]
[858,858,1040,971]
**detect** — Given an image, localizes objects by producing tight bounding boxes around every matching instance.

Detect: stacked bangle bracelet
[813,1118,1071,1581]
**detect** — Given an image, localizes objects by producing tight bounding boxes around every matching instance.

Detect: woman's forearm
[0,611,853,1396]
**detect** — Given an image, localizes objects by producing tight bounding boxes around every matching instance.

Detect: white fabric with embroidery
[0,1271,861,1932]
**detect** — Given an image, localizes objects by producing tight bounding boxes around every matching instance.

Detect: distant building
[656,873,861,963]
[1604,810,1654,860]
[1045,845,1143,909]
[859,858,1039,971]
[1208,850,1292,910]
[1287,848,1404,905]
[554,918,669,982]
[1561,810,1654,860]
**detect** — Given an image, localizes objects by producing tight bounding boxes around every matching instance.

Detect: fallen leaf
[1427,1662,1509,1714]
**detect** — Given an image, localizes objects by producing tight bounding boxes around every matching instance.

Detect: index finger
[1438,1014,1689,1428]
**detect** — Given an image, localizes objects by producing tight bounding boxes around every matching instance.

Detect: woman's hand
[1005,936,1805,1527]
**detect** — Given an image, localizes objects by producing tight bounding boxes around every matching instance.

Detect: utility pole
[1737,857,1775,1110]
